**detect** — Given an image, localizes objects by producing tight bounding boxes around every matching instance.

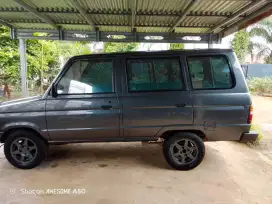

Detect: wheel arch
[160,129,207,141]
[1,127,48,144]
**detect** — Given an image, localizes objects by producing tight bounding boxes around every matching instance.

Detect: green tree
[0,25,61,93]
[104,42,138,53]
[249,18,272,64]
[232,29,250,63]
[170,43,184,50]
[58,41,92,62]
[0,25,20,86]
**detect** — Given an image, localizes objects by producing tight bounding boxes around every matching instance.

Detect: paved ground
[0,95,272,204]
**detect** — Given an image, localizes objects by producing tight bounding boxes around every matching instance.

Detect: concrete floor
[0,96,272,204]
[1,142,272,204]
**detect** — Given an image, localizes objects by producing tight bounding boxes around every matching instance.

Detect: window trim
[186,55,236,90]
[54,58,115,96]
[126,57,186,93]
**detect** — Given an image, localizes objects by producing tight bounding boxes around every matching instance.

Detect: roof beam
[169,0,199,32]
[0,8,246,18]
[209,0,268,33]
[7,19,213,28]
[221,2,272,37]
[14,28,219,43]
[13,0,58,29]
[67,0,95,30]
[131,0,137,31]
[0,18,13,28]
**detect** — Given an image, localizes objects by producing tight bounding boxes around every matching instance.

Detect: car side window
[57,59,113,94]
[188,56,233,89]
[127,58,184,92]
[210,57,233,88]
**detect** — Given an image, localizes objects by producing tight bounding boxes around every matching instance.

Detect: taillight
[248,105,253,124]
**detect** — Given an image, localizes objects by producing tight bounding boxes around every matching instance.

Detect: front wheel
[163,132,205,170]
[4,130,47,169]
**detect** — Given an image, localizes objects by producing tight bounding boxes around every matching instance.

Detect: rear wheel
[163,132,205,170]
[4,130,47,169]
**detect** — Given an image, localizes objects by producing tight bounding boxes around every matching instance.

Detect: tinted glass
[210,57,233,88]
[188,56,233,89]
[57,59,113,94]
[127,58,183,92]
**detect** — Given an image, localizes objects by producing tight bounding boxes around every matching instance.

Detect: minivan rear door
[119,54,193,140]
[186,52,249,141]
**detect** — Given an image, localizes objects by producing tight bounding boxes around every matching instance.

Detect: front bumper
[0,131,3,142]
[240,131,259,142]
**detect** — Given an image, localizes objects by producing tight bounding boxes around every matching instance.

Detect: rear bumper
[240,131,259,142]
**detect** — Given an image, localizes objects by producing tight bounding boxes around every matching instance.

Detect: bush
[247,77,272,94]
[250,124,263,142]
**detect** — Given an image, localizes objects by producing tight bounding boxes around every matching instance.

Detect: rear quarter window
[187,55,234,89]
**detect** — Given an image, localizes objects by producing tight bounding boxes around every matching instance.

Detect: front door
[46,57,120,142]
[119,55,193,140]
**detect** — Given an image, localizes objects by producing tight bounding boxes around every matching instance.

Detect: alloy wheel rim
[10,137,38,165]
[170,139,199,165]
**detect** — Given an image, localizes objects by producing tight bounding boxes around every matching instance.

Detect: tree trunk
[3,83,10,99]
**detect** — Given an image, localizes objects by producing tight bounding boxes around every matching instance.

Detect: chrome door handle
[175,103,186,107]
[101,105,113,110]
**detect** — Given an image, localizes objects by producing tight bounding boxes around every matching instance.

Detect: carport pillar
[208,34,213,49]
[19,38,28,97]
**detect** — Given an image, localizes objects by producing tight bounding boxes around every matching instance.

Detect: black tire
[4,130,47,169]
[163,132,205,170]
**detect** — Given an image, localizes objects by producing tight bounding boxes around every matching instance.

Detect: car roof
[71,49,233,59]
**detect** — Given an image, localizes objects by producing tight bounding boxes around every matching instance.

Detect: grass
[248,77,272,94]
[248,124,264,145]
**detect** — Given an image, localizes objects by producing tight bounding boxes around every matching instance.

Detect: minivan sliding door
[119,55,193,140]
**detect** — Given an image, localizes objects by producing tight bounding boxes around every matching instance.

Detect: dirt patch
[98,164,109,168]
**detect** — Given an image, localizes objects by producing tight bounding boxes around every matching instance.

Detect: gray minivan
[0,49,258,170]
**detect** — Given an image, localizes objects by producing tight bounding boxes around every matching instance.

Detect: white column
[19,38,28,97]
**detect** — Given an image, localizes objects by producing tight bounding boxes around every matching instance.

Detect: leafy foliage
[27,40,61,86]
[0,25,62,89]
[170,43,184,50]
[0,27,93,91]
[104,42,138,53]
[0,26,20,85]
[249,18,272,64]
[232,29,250,63]
[247,77,272,94]
[58,41,92,62]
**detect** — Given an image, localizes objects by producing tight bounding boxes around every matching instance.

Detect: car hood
[0,95,44,113]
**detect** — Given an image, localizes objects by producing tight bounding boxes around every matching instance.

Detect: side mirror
[51,84,58,98]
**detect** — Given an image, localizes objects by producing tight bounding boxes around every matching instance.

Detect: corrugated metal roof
[175,27,210,33]
[12,22,53,29]
[99,25,130,32]
[27,0,74,9]
[0,11,36,21]
[0,0,271,37]
[137,0,190,13]
[78,0,130,12]
[0,0,22,8]
[48,13,83,23]
[190,0,251,15]
[61,24,93,31]
[136,15,177,27]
